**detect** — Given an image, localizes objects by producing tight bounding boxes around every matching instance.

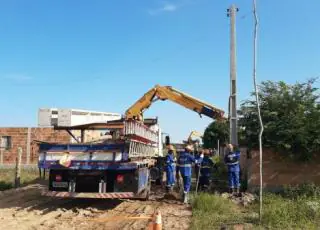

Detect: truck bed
[38,142,156,170]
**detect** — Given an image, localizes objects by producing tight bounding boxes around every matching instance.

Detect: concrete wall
[247,149,320,191]
[0,128,70,164]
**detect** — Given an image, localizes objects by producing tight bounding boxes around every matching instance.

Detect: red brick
[248,149,320,189]
[0,127,70,164]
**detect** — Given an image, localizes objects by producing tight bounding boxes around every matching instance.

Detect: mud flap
[136,168,151,200]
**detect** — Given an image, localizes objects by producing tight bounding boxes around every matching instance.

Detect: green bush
[211,154,220,164]
[0,181,12,191]
[282,183,320,199]
[239,79,320,161]
[210,159,229,190]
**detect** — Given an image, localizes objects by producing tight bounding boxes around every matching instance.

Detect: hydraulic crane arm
[187,131,203,143]
[125,84,225,121]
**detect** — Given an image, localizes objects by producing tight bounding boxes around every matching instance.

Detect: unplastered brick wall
[247,149,320,191]
[0,128,70,164]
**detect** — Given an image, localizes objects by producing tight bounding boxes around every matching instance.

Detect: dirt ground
[0,183,191,230]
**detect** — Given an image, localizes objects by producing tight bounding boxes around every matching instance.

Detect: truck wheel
[150,167,161,185]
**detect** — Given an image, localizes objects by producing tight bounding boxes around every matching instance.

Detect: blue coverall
[177,151,195,193]
[199,156,215,189]
[165,152,176,188]
[224,151,241,189]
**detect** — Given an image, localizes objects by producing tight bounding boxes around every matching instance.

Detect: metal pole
[227,4,239,147]
[217,139,220,157]
[253,0,264,222]
[81,129,85,143]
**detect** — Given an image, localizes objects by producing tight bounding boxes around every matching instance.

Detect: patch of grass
[257,193,320,229]
[190,193,247,230]
[191,191,320,229]
[0,168,39,191]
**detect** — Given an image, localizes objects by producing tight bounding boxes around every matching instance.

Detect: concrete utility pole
[227,4,239,147]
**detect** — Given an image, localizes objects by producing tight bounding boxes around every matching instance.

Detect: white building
[38,108,122,143]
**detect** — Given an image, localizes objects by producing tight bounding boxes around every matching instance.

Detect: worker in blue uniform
[165,145,176,192]
[177,145,198,203]
[199,149,216,191]
[224,144,241,196]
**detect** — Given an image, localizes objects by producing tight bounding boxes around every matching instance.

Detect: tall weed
[191,193,245,230]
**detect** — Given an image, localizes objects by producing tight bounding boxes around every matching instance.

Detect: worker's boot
[232,188,236,196]
[236,187,241,197]
[229,188,233,194]
[183,192,189,204]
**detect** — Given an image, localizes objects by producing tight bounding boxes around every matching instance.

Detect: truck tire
[150,167,160,182]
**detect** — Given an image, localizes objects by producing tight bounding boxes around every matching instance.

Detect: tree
[203,121,229,149]
[239,78,320,161]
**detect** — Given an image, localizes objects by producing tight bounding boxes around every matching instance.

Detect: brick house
[0,128,70,164]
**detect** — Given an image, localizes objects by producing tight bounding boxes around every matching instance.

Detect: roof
[53,118,159,131]
[54,120,125,130]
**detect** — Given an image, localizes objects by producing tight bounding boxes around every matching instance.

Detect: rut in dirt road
[0,184,192,230]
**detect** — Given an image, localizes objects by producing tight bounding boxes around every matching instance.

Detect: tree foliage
[239,78,320,161]
[203,121,229,149]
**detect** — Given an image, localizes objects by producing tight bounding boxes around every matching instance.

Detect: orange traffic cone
[153,210,162,230]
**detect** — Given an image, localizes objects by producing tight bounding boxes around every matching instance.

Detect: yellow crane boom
[125,84,225,121]
[187,131,203,143]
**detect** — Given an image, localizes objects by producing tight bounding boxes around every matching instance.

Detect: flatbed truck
[39,119,162,199]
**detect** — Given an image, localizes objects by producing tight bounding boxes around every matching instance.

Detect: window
[1,136,12,150]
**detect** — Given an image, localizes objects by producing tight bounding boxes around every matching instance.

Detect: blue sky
[0,0,319,142]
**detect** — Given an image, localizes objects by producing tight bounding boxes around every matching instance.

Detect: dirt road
[0,183,191,230]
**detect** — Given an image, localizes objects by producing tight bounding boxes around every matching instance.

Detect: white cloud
[163,3,177,12]
[148,2,179,15]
